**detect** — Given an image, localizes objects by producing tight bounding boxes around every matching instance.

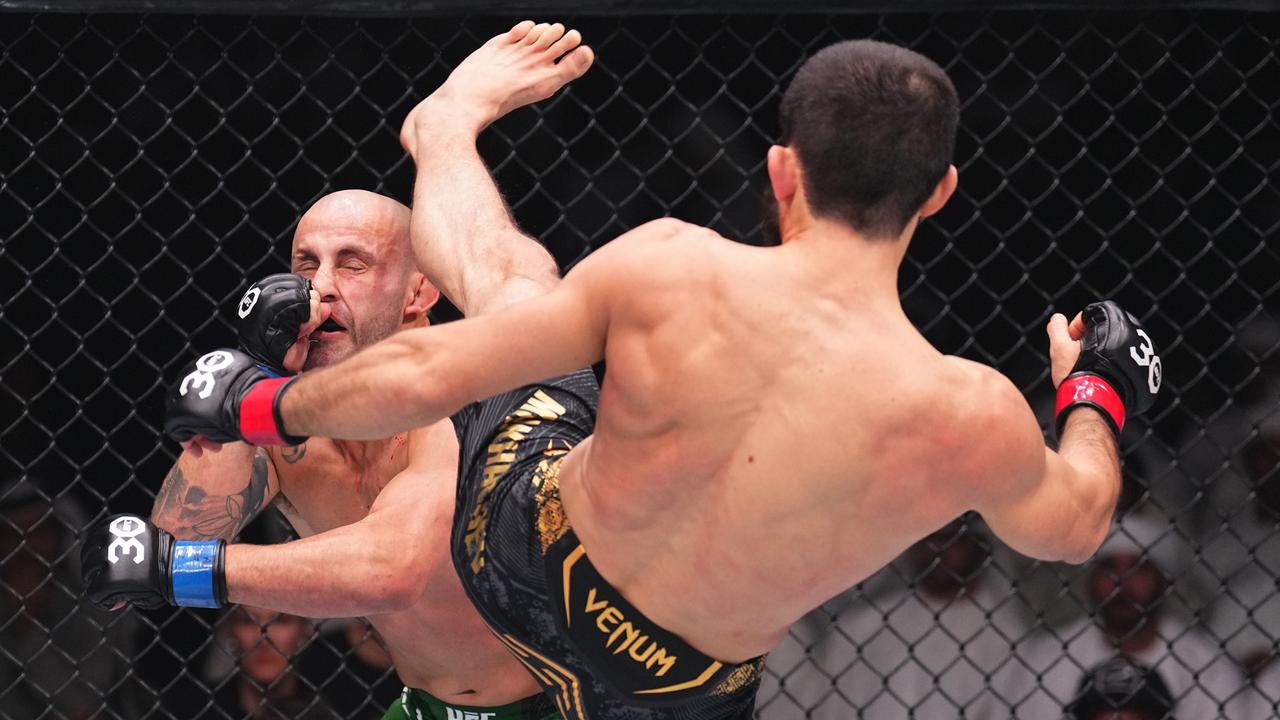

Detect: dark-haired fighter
[165,33,1161,720]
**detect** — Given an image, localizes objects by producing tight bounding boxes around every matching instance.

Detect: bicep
[353,424,457,574]
[368,422,457,517]
[957,370,1079,562]
[151,444,281,540]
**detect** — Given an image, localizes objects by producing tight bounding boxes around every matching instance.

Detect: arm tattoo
[280,443,307,464]
[151,450,272,540]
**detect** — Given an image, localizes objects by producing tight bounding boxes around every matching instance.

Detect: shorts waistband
[399,687,559,720]
[543,531,766,707]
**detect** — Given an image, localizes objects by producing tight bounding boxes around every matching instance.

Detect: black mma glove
[81,514,227,609]
[164,348,306,447]
[235,273,312,376]
[1055,300,1162,437]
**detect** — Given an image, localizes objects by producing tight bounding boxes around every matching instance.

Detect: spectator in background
[759,517,1034,719]
[299,619,401,719]
[0,479,142,718]
[1066,656,1173,720]
[207,605,338,720]
[997,511,1244,718]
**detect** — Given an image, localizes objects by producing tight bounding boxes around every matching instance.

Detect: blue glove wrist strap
[256,363,284,378]
[171,541,222,608]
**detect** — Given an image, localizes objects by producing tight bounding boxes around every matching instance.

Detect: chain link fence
[2,6,1278,719]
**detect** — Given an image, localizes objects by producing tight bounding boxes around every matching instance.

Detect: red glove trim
[239,377,293,446]
[1055,374,1126,436]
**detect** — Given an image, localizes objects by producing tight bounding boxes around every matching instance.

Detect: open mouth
[317,318,346,333]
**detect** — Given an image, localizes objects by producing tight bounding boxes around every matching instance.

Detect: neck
[777,216,912,308]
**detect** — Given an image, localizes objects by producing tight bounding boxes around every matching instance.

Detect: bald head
[295,189,411,252]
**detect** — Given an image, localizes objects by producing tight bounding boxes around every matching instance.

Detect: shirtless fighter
[80,63,584,719]
[158,27,1162,720]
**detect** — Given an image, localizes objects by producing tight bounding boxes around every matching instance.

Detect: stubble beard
[301,311,404,371]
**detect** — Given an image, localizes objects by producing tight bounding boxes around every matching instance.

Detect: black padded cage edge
[3,0,1279,16]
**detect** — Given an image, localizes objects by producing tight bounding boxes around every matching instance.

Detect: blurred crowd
[1,486,400,719]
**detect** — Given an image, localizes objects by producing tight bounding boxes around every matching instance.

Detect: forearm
[279,328,460,440]
[151,446,275,541]
[1053,408,1122,558]
[223,526,420,617]
[409,104,557,317]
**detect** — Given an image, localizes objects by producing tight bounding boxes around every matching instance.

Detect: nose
[310,264,338,303]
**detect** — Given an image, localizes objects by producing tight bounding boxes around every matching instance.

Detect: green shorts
[382,687,561,720]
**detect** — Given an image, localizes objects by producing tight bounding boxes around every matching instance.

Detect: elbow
[1058,520,1113,565]
[363,546,429,613]
[351,518,432,613]
[1061,478,1122,565]
[376,576,425,614]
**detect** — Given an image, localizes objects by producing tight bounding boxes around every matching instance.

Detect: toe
[523,22,551,46]
[533,23,566,50]
[506,20,536,43]
[547,28,582,59]
[556,45,594,80]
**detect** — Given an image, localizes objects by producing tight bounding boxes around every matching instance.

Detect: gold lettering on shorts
[464,391,567,573]
[582,588,678,677]
[596,606,623,633]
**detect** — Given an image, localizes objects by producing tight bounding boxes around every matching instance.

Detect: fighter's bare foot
[401,21,594,151]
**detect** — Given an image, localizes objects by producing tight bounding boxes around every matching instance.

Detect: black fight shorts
[450,370,763,720]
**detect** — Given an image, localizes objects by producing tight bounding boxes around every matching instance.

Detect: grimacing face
[290,226,415,370]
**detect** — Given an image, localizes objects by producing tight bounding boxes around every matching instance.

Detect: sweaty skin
[195,22,1118,667]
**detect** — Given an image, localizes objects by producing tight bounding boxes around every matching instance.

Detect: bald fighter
[83,186,565,717]
[160,26,1161,720]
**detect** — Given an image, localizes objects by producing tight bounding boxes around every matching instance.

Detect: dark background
[2,6,1278,718]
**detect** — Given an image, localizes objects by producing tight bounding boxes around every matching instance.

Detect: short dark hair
[780,39,959,239]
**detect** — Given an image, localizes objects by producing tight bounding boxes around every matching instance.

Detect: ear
[767,145,799,208]
[918,164,958,219]
[403,274,440,321]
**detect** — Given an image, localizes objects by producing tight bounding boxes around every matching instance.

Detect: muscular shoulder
[935,357,1046,499]
[567,218,732,321]
[616,217,723,246]
[576,218,729,286]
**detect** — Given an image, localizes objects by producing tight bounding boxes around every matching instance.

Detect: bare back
[558,227,986,662]
[271,427,539,703]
